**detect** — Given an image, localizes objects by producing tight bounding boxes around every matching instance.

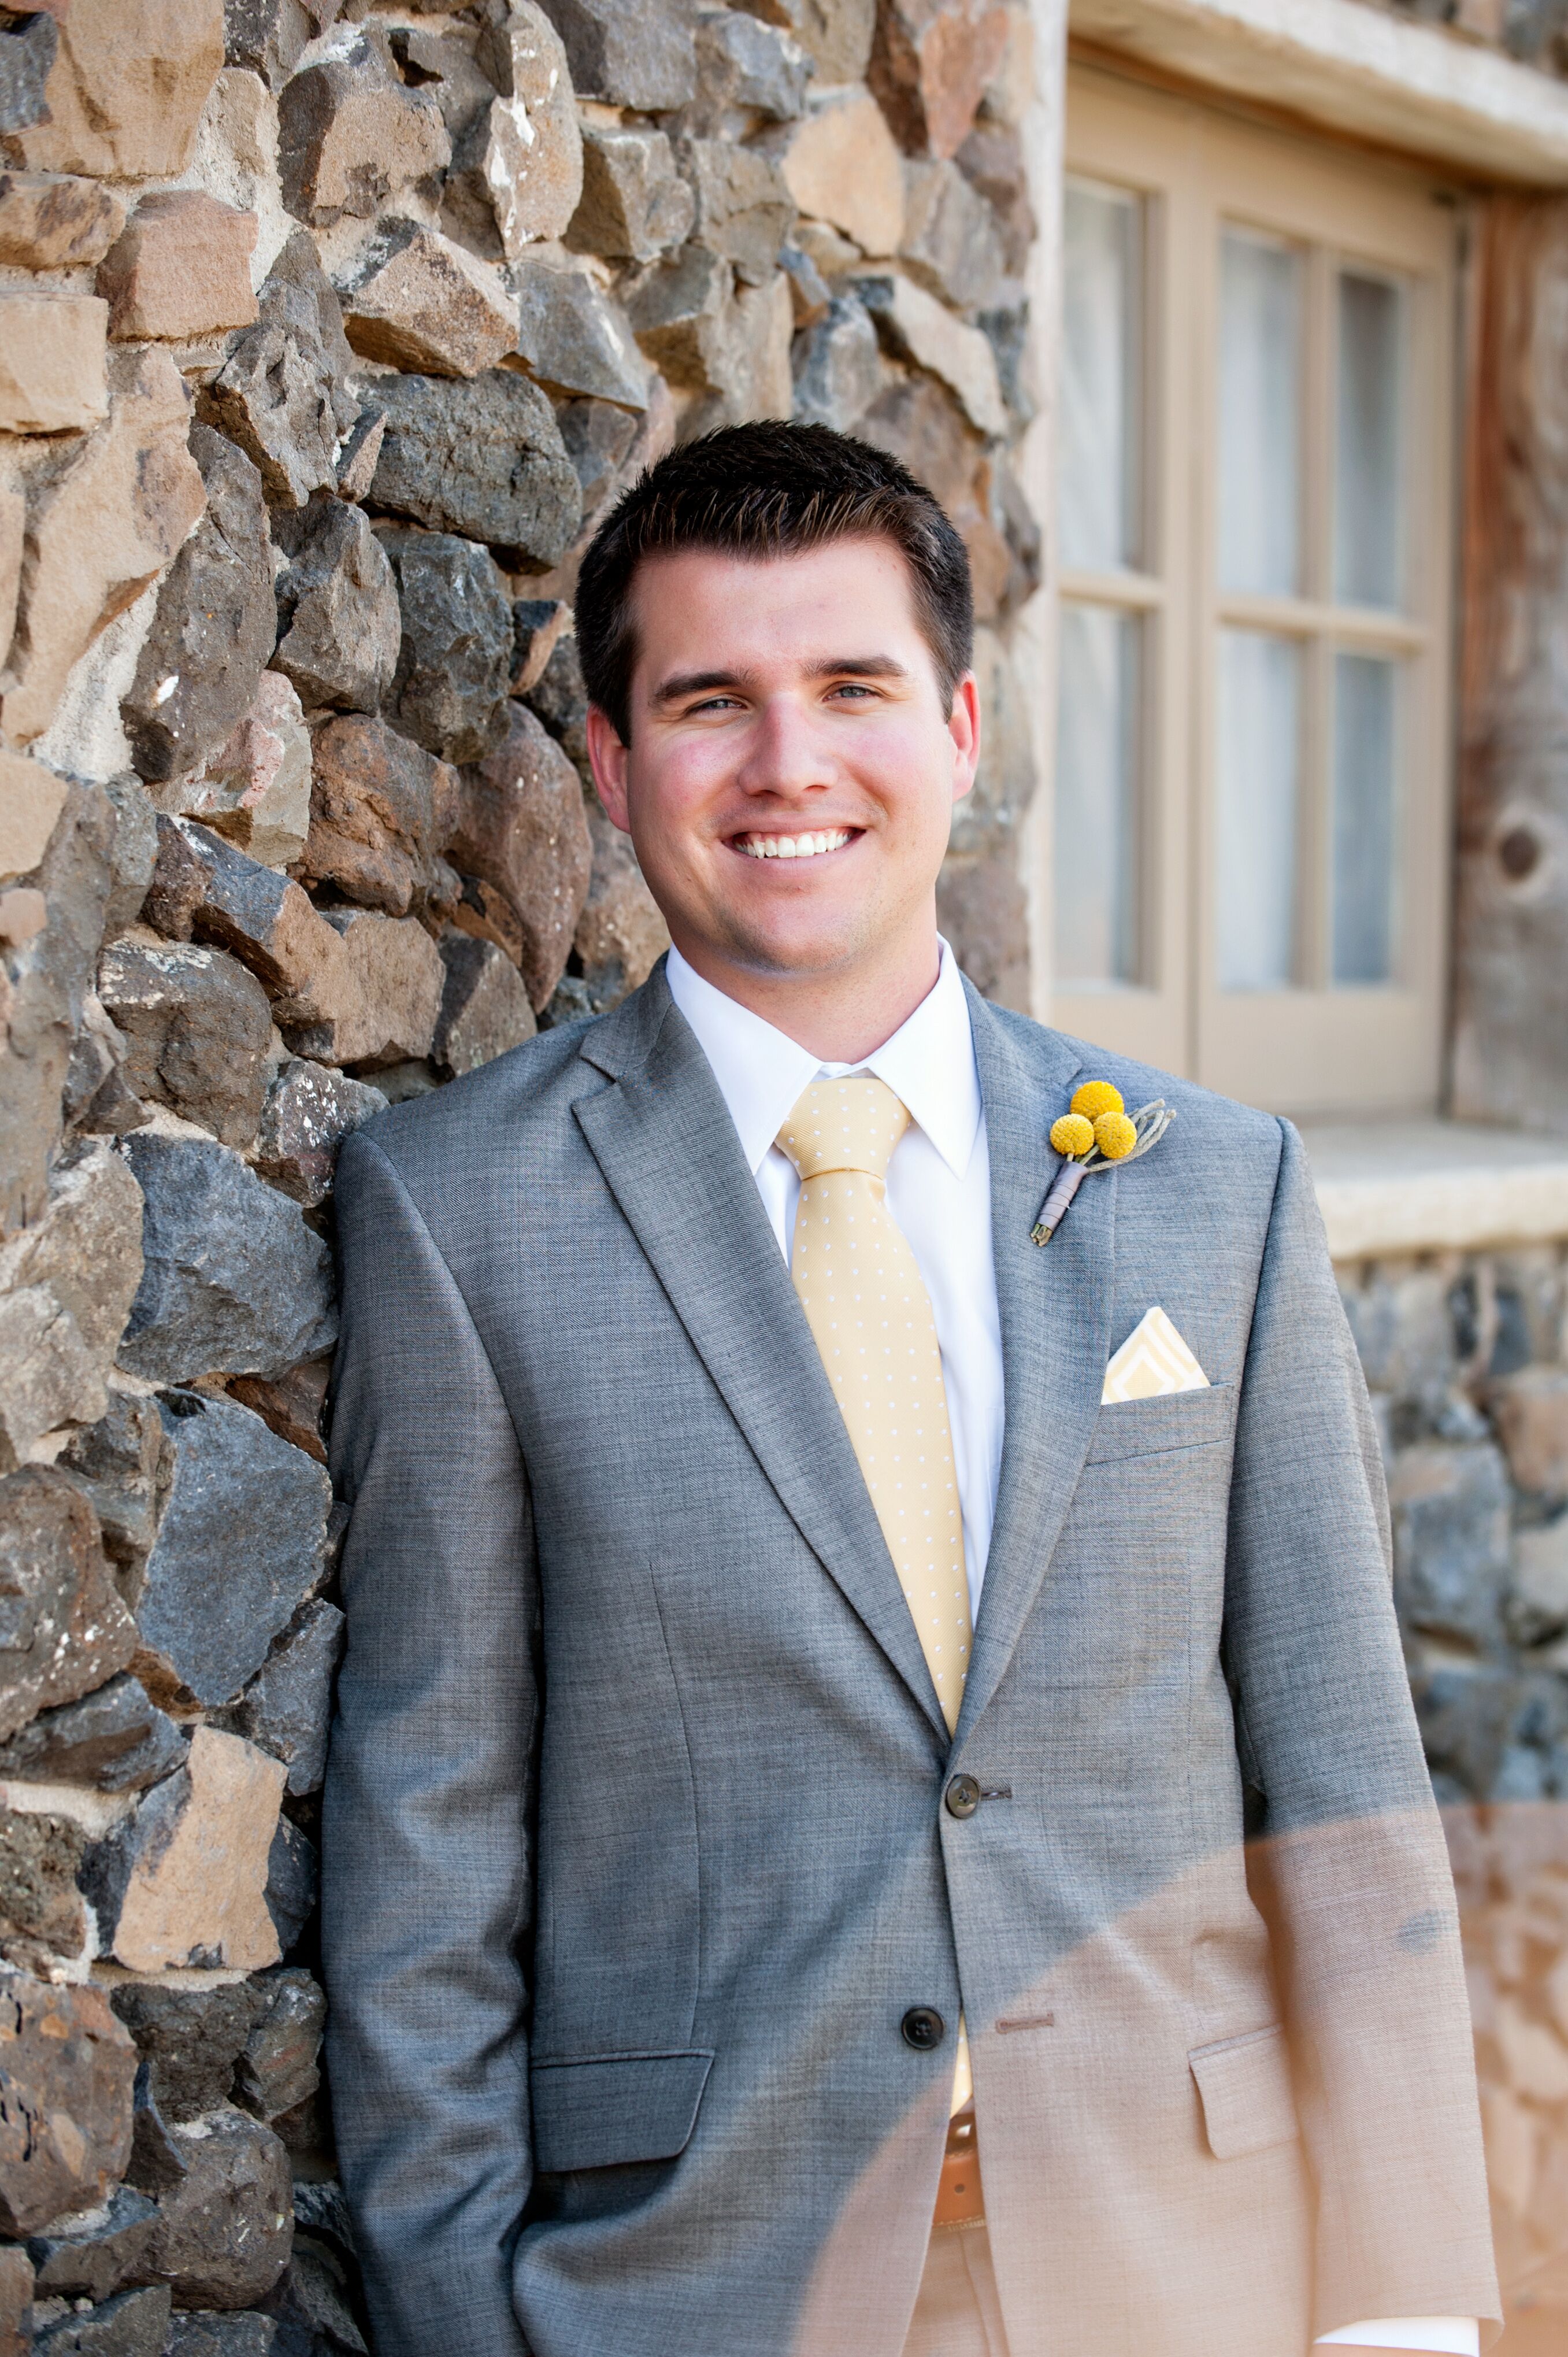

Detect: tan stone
[0,1135,145,1384]
[90,1725,283,1974]
[342,225,517,380]
[575,800,670,999]
[8,0,225,179]
[0,753,68,885]
[0,490,21,673]
[770,91,903,258]
[1514,1518,1568,1636]
[1493,1368,1568,1497]
[0,346,205,747]
[0,2243,28,2357]
[0,292,108,435]
[855,271,1005,434]
[450,703,593,1009]
[0,172,125,269]
[277,23,451,229]
[280,909,446,1068]
[869,0,1010,162]
[0,1973,136,2236]
[96,191,258,344]
[735,0,875,85]
[486,2,584,260]
[1496,1993,1568,2104]
[183,672,313,873]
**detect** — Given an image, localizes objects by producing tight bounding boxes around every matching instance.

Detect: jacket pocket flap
[1188,2025,1299,2161]
[532,2049,714,2174]
[1087,1383,1234,1464]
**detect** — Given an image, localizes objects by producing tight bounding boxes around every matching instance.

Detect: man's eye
[829,682,877,701]
[690,695,742,714]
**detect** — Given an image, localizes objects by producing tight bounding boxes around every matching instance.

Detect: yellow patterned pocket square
[1102,1307,1210,1404]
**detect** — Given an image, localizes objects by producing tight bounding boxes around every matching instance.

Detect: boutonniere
[1030,1082,1176,1246]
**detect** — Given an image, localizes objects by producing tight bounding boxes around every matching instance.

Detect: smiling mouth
[733,828,858,861]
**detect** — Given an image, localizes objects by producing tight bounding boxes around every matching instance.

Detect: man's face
[586,535,980,988]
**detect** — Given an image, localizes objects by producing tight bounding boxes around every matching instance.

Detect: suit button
[944,1774,981,1819]
[901,2007,946,2052]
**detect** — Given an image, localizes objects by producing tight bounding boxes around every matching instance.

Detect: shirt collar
[663,939,983,1181]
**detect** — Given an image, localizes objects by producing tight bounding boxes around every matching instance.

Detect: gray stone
[733,0,873,84]
[0,2241,27,2357]
[0,1137,146,1468]
[900,157,1006,313]
[254,1060,385,1208]
[272,499,401,717]
[379,532,514,767]
[1340,1266,1462,1411]
[266,1816,317,1953]
[199,323,341,515]
[301,712,459,920]
[955,123,1034,279]
[278,21,449,228]
[977,299,1032,426]
[367,370,582,572]
[110,1981,266,2124]
[791,294,880,428]
[55,1392,171,1596]
[229,1599,343,1794]
[117,1138,336,1389]
[433,931,537,1076]
[30,2285,171,2357]
[258,230,357,391]
[0,1803,87,1977]
[389,23,496,142]
[566,127,695,264]
[936,853,1028,1011]
[624,241,732,391]
[524,633,590,772]
[689,6,811,125]
[62,1002,147,1146]
[135,1388,332,1709]
[143,2110,293,2309]
[0,1673,187,1793]
[125,2058,187,2196]
[554,401,639,524]
[780,240,831,325]
[0,12,57,137]
[515,262,650,409]
[260,2241,364,2355]
[225,0,344,92]
[1390,1440,1514,1649]
[97,941,272,1150]
[103,776,160,937]
[511,597,576,695]
[536,0,697,108]
[0,1468,137,1745]
[26,2184,158,2303]
[334,406,384,506]
[679,138,795,286]
[233,1967,326,2123]
[119,429,275,790]
[165,2317,278,2357]
[450,700,593,1008]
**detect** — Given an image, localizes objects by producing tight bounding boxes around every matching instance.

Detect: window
[1052,67,1455,1116]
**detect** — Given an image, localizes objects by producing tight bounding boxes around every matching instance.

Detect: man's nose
[735,694,835,798]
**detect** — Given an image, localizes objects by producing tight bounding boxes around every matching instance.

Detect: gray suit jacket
[322,965,1499,2357]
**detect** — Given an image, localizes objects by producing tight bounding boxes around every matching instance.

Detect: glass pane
[1215,629,1300,990]
[1061,178,1142,573]
[1332,653,1399,985]
[1218,230,1302,597]
[1335,272,1404,610]
[1055,602,1141,987]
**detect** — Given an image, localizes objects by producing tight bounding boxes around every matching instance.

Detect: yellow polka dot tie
[777,1076,973,1736]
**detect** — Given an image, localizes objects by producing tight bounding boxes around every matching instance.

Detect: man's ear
[948,669,981,805]
[585,704,632,833]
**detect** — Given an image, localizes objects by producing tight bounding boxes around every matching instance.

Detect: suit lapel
[955,990,1116,1746]
[573,971,949,1744]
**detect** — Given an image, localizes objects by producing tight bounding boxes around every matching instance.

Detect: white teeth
[739,829,851,861]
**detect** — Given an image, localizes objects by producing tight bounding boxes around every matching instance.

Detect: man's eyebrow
[650,653,913,705]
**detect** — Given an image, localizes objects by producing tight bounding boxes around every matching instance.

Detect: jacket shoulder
[343,1019,602,1194]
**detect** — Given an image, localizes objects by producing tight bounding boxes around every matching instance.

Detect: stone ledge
[1069,0,1568,185]
[1302,1119,1568,1261]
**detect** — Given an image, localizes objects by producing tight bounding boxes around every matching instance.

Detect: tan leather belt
[932,2100,985,2229]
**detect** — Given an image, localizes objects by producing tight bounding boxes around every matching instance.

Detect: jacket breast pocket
[1086,1383,1235,1466]
[1188,2023,1299,2160]
[531,2049,714,2174]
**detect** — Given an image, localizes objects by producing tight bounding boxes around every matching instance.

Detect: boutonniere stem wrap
[1030,1082,1176,1245]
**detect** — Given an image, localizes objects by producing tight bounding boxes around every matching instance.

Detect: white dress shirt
[662,941,1477,2357]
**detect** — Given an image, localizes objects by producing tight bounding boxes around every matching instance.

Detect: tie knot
[776,1075,911,1184]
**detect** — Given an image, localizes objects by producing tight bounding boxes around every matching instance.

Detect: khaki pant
[902,2225,1011,2357]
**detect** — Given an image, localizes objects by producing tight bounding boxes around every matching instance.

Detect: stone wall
[0,0,1040,2346]
[1336,1242,1568,2336]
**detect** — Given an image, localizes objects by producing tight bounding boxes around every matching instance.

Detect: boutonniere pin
[1030,1081,1175,1246]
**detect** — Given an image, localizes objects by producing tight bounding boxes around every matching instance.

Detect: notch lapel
[954,990,1116,1746]
[573,974,949,1745]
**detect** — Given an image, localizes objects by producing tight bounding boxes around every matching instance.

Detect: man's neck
[666,927,944,1064]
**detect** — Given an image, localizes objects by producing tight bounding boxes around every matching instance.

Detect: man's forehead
[627,538,925,676]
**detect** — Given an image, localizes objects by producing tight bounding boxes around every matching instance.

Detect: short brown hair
[573,420,974,743]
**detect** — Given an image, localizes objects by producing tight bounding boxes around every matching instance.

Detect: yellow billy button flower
[1050,1112,1095,1159]
[1093,1110,1139,1161]
[1071,1079,1124,1121]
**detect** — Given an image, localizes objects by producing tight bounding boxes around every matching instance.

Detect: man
[322,423,1499,2357]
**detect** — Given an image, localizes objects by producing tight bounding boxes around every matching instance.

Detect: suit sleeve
[1224,1122,1500,2344]
[322,1128,538,2357]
